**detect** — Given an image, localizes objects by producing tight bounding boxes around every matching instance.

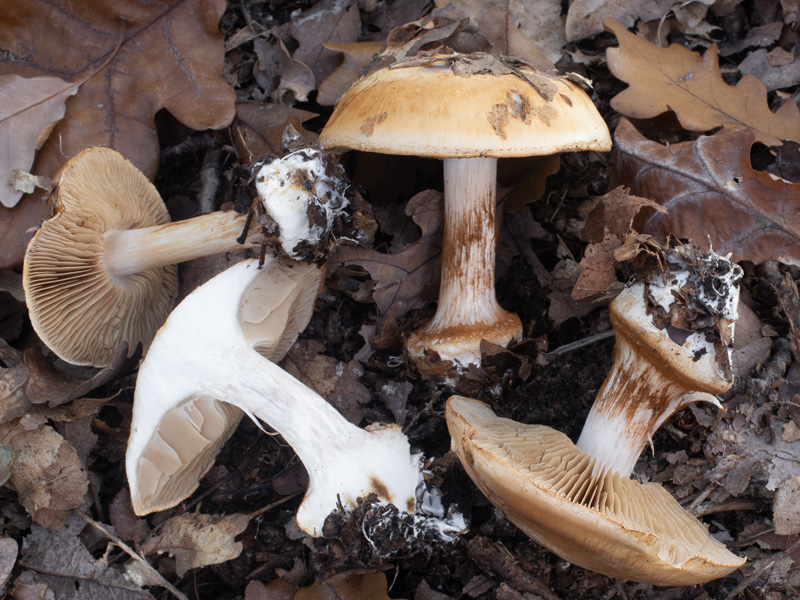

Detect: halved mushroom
[321,52,611,374]
[126,257,462,537]
[446,245,746,584]
[23,147,348,367]
[128,258,324,515]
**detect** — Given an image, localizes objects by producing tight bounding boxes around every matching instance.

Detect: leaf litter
[1,0,800,598]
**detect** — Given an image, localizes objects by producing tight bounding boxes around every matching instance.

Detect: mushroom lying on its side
[23,147,348,367]
[446,245,746,585]
[127,258,462,538]
[128,258,324,515]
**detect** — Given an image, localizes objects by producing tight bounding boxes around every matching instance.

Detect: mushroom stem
[576,333,720,477]
[128,258,422,536]
[103,211,258,278]
[406,157,522,366]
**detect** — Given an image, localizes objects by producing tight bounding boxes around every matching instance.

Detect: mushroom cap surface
[320,53,611,158]
[23,147,178,367]
[129,259,324,515]
[446,395,745,585]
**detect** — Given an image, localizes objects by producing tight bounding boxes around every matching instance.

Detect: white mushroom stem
[127,258,421,536]
[575,334,721,477]
[406,157,522,367]
[104,149,347,279]
[103,211,257,278]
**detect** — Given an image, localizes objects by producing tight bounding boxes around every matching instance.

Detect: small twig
[695,498,764,517]
[249,491,302,519]
[687,482,717,514]
[74,510,190,600]
[539,330,614,365]
[197,148,223,214]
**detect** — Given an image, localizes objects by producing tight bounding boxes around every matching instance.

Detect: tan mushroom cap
[130,259,325,516]
[23,147,178,367]
[320,54,611,158]
[446,396,745,586]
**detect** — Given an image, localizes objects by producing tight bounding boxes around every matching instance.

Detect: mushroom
[127,257,325,516]
[23,146,348,367]
[126,257,462,537]
[320,53,611,373]
[445,245,746,584]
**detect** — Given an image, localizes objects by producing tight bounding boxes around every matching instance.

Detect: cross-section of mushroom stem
[127,258,462,538]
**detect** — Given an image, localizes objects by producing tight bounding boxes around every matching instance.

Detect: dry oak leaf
[140,512,250,578]
[330,189,443,327]
[233,103,318,164]
[611,118,800,267]
[605,18,800,147]
[295,572,402,600]
[8,425,88,529]
[317,41,383,106]
[0,0,236,269]
[19,512,153,599]
[0,74,77,208]
[566,0,674,42]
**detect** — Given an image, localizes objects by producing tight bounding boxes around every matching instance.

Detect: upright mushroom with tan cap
[446,243,746,585]
[23,146,349,367]
[321,53,611,373]
[127,257,465,538]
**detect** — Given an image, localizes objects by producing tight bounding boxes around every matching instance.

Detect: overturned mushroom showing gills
[127,258,426,536]
[127,258,324,515]
[321,52,611,373]
[23,147,348,367]
[446,246,746,584]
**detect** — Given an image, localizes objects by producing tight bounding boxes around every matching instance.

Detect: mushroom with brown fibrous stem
[320,52,611,376]
[23,146,349,367]
[446,243,746,585]
[126,257,465,539]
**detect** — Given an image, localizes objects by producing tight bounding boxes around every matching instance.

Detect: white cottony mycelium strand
[127,258,455,537]
[254,149,349,257]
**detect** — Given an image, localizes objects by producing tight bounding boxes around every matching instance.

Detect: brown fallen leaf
[331,190,443,328]
[233,103,319,164]
[18,513,153,598]
[0,74,78,208]
[289,0,361,87]
[565,0,673,42]
[140,512,250,577]
[281,339,371,425]
[8,425,89,529]
[254,35,316,104]
[317,41,383,106]
[0,537,16,593]
[245,578,298,600]
[605,18,800,146]
[295,572,402,600]
[611,118,800,267]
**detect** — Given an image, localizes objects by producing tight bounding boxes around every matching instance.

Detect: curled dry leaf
[254,36,315,105]
[19,513,153,599]
[611,118,800,267]
[330,190,443,328]
[565,0,674,42]
[605,18,800,146]
[8,425,88,529]
[0,74,77,208]
[233,103,318,164]
[317,41,383,106]
[140,512,250,578]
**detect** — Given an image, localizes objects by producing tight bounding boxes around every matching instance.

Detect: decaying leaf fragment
[294,572,401,600]
[566,0,674,42]
[611,118,800,267]
[0,74,77,208]
[331,190,443,327]
[605,18,800,146]
[140,512,250,577]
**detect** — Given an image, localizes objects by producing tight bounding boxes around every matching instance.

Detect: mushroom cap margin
[320,56,612,158]
[445,395,745,586]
